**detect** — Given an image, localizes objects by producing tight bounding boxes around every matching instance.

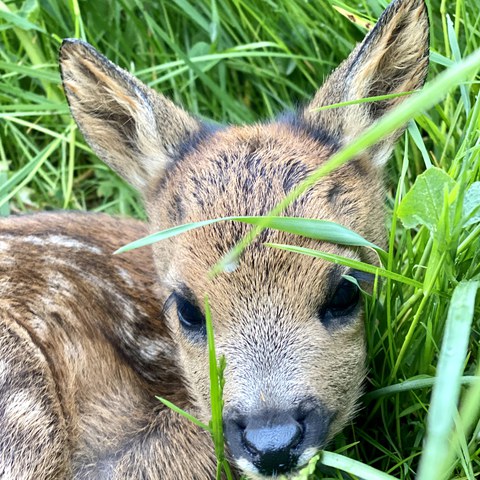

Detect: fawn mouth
[224,402,333,478]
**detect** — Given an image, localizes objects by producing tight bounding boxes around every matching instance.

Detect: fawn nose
[242,413,303,474]
[224,409,330,476]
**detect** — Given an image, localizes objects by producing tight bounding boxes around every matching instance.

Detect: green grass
[1,0,480,479]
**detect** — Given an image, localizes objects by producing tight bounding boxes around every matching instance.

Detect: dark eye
[323,278,360,324]
[174,293,206,336]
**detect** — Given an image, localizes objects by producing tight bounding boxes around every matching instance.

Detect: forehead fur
[149,120,384,236]
[147,120,384,301]
[147,122,382,223]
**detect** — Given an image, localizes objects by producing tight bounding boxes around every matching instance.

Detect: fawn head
[60,0,428,477]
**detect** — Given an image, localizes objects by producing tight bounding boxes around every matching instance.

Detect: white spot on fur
[0,257,15,267]
[28,316,49,340]
[115,266,135,287]
[61,337,85,363]
[42,257,137,320]
[0,240,10,253]
[235,458,259,478]
[46,271,75,295]
[0,277,12,293]
[297,447,318,468]
[0,359,8,387]
[115,297,136,324]
[20,234,103,254]
[4,390,46,428]
[0,465,12,478]
[138,337,175,361]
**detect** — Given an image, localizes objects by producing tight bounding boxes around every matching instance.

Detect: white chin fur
[297,446,318,467]
[235,458,261,479]
[236,448,319,479]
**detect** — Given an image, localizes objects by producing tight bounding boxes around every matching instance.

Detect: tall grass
[1,0,479,479]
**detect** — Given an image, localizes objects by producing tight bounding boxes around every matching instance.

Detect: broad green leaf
[115,216,380,254]
[294,453,321,479]
[397,167,456,232]
[417,280,480,480]
[19,0,41,25]
[189,41,211,59]
[463,181,480,227]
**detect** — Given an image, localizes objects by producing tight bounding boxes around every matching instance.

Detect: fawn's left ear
[60,39,201,192]
[303,0,429,166]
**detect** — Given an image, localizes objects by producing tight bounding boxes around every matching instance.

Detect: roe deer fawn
[0,0,429,478]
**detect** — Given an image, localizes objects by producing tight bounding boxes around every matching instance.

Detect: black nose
[224,405,331,477]
[242,413,303,474]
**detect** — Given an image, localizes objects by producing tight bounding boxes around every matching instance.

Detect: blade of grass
[408,120,432,169]
[155,397,211,432]
[320,450,399,480]
[0,135,64,208]
[0,1,62,102]
[417,280,479,480]
[265,243,423,289]
[205,296,233,480]
[447,15,471,115]
[363,376,480,402]
[311,90,416,112]
[114,216,381,254]
[155,297,232,478]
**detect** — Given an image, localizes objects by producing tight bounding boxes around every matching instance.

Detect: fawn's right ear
[60,39,200,192]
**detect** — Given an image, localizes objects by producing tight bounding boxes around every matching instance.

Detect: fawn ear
[303,0,429,166]
[60,39,200,192]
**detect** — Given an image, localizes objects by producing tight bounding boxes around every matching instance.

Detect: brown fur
[1,0,429,478]
[0,213,215,479]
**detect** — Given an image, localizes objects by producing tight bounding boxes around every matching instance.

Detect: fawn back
[0,213,217,478]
